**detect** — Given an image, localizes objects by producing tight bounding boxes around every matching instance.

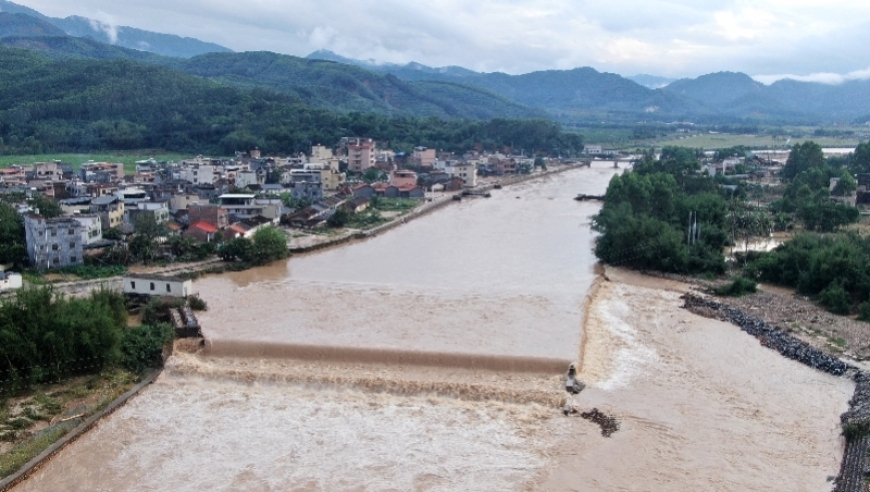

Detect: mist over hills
[0,0,231,57]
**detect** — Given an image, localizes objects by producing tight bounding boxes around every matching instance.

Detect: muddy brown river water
[13,163,853,491]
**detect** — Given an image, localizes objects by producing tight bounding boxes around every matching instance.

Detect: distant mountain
[307,50,478,79]
[308,51,704,119]
[170,51,546,120]
[0,11,63,38]
[626,74,677,89]
[665,72,765,107]
[0,0,231,57]
[0,34,169,62]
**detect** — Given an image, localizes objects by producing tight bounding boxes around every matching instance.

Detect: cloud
[88,10,119,44]
[753,67,870,85]
[15,0,870,78]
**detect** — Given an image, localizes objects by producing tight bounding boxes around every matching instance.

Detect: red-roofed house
[185,221,219,243]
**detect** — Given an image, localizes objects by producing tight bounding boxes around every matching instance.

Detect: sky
[11,0,870,83]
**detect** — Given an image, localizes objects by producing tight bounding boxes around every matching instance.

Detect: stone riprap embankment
[680,293,870,492]
[681,294,851,376]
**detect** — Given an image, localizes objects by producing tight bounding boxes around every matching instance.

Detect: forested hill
[0,46,582,156]
[166,52,546,120]
[0,0,231,57]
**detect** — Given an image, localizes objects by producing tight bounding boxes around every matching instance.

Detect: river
[12,162,853,492]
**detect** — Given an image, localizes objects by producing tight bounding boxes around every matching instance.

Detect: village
[0,137,565,287]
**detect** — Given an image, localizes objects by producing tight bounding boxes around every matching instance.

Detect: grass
[371,198,422,212]
[0,424,72,478]
[0,368,140,479]
[650,133,862,150]
[0,151,190,174]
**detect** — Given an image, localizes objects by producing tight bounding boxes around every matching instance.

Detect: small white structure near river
[123,274,193,298]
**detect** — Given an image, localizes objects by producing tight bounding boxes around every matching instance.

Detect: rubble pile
[580,408,619,437]
[681,294,852,376]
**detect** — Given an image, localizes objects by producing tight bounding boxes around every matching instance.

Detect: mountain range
[0,0,869,125]
[0,0,230,57]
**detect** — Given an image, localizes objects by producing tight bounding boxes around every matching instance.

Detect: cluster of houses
[0,138,541,275]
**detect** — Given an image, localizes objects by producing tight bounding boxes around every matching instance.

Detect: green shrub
[820,282,851,315]
[858,300,870,322]
[141,297,185,325]
[715,277,757,297]
[120,324,175,373]
[188,296,208,311]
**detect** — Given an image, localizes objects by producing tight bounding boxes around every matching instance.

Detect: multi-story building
[310,145,334,162]
[188,204,229,230]
[412,147,437,168]
[219,194,281,221]
[24,215,84,270]
[89,196,125,230]
[72,215,103,245]
[345,138,376,172]
[447,162,477,187]
[390,170,418,188]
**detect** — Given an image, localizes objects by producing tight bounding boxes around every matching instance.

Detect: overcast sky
[12,0,870,83]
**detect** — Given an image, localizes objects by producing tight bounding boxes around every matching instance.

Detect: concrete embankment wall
[0,370,161,492]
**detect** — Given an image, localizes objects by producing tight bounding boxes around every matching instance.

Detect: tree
[781,141,825,181]
[851,142,870,175]
[130,213,165,263]
[250,226,289,265]
[832,170,857,196]
[0,202,27,268]
[218,237,253,262]
[28,194,63,219]
[328,209,349,228]
[362,168,382,183]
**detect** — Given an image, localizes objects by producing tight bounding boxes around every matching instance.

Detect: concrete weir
[203,339,570,373]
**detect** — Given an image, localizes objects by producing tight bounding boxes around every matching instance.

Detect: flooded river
[13,162,853,491]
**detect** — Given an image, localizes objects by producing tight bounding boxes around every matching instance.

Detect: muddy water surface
[195,164,617,364]
[11,162,855,492]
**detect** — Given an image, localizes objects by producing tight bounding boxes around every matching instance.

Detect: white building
[446,162,477,187]
[123,274,193,298]
[0,271,22,291]
[584,145,603,155]
[72,215,103,245]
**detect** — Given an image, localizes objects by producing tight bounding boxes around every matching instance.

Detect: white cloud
[753,67,870,85]
[88,10,119,44]
[14,0,870,78]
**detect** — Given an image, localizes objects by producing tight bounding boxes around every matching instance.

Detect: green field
[0,151,191,173]
[650,133,863,150]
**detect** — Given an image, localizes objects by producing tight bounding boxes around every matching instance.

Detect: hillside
[0,11,63,37]
[0,46,581,157]
[0,0,231,57]
[306,51,708,119]
[163,51,546,119]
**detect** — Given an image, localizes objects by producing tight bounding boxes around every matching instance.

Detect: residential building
[235,170,261,189]
[185,221,219,243]
[390,170,418,188]
[80,162,124,183]
[219,194,281,221]
[89,196,125,230]
[24,215,84,270]
[345,138,376,172]
[310,145,334,161]
[584,145,603,155]
[188,204,229,230]
[447,162,477,187]
[412,147,437,167]
[169,193,205,213]
[72,215,103,246]
[127,201,170,225]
